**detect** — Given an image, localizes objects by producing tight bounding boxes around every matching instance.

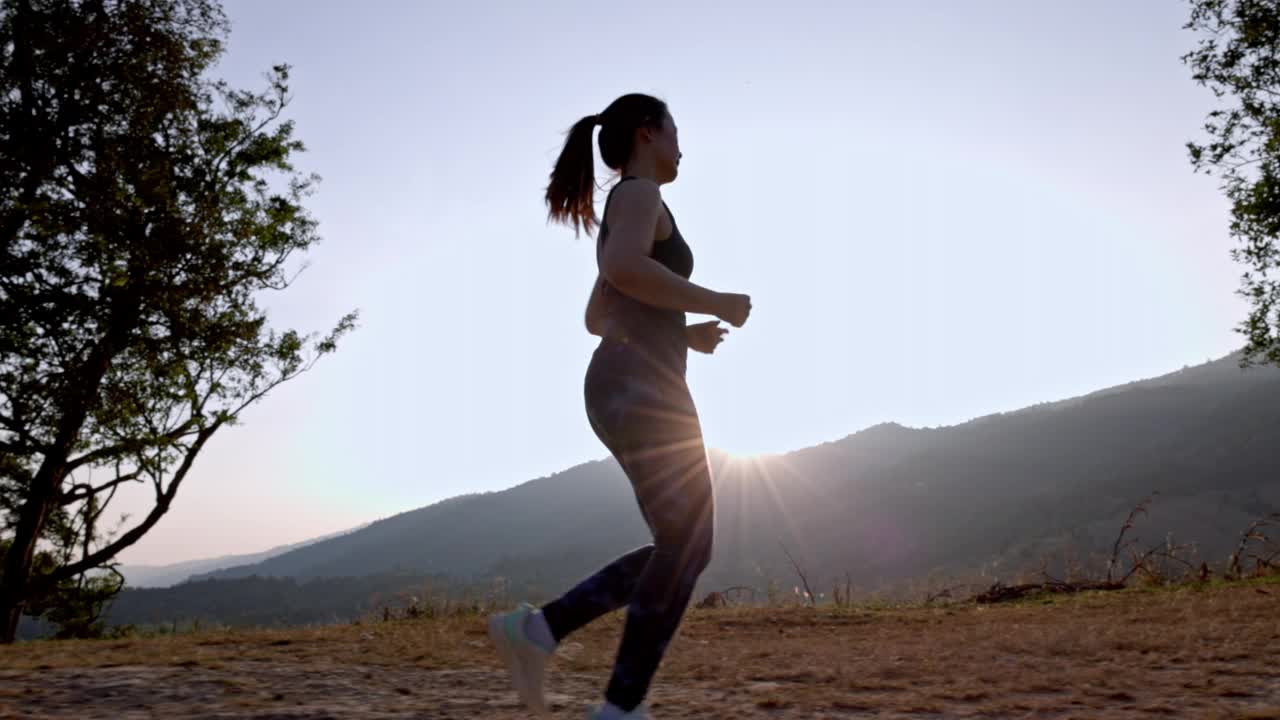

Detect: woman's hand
[713,292,752,328]
[687,320,729,354]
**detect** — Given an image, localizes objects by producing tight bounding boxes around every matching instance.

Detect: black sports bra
[594,176,694,369]
[597,176,693,279]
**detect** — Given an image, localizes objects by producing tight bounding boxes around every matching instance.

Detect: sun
[714,446,760,464]
[715,446,782,469]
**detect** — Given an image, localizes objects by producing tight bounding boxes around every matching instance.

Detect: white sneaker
[587,704,651,719]
[487,602,552,716]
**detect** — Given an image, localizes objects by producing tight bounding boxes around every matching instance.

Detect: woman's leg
[601,384,713,712]
[540,347,670,642]
[538,430,711,646]
[544,343,714,711]
[539,543,653,643]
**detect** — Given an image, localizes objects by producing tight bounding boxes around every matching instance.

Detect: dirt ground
[0,580,1277,719]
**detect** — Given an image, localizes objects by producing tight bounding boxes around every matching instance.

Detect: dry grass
[1,578,1278,718]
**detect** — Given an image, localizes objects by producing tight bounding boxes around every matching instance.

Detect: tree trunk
[0,0,60,644]
[0,467,62,642]
[0,299,137,643]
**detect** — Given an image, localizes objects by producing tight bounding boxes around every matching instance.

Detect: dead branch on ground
[695,585,755,609]
[779,541,817,607]
[1108,492,1157,583]
[1228,513,1280,580]
[975,579,1124,604]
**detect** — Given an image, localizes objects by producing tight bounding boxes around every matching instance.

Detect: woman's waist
[598,303,685,339]
[599,317,684,349]
[592,327,688,376]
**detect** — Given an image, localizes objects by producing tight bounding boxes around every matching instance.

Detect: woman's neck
[621,155,662,185]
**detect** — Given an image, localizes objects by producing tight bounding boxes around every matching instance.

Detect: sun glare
[719,448,766,465]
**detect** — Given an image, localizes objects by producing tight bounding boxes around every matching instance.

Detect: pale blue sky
[118,0,1243,566]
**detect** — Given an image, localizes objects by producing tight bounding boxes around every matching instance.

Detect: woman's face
[649,111,682,183]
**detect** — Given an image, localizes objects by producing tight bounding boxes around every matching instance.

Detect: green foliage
[1185,0,1280,366]
[0,0,355,640]
[27,572,124,639]
[1,537,123,638]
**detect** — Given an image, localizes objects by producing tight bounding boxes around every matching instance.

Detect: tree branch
[0,411,43,453]
[210,80,289,179]
[1118,543,1166,585]
[64,418,201,472]
[59,471,143,505]
[779,540,817,607]
[1108,493,1156,583]
[40,421,221,587]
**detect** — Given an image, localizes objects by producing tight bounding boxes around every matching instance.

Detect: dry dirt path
[1,581,1277,719]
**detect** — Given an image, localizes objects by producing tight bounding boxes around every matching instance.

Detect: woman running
[488,92,752,720]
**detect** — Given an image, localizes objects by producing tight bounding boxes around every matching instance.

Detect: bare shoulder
[606,178,662,223]
[600,178,663,265]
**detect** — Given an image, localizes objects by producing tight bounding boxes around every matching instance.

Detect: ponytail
[544,93,668,238]
[544,114,602,238]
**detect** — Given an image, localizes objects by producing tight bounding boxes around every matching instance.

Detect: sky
[115,0,1245,566]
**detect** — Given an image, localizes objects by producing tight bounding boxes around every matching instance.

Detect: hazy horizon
[113,0,1247,567]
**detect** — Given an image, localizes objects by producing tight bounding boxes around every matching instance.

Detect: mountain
[185,352,1279,598]
[120,524,369,588]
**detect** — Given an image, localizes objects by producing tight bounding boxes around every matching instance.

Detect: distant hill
[120,524,368,588]
[183,352,1278,599]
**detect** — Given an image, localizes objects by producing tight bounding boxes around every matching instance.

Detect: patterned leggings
[540,337,714,712]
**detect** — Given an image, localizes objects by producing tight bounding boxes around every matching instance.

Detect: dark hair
[544,93,668,237]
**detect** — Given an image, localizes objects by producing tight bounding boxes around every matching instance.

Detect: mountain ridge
[187,350,1278,595]
[122,523,369,588]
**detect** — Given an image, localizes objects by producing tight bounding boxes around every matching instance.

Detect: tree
[1185,0,1280,367]
[0,537,124,639]
[0,0,356,643]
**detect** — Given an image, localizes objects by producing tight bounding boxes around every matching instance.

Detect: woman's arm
[598,179,726,317]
